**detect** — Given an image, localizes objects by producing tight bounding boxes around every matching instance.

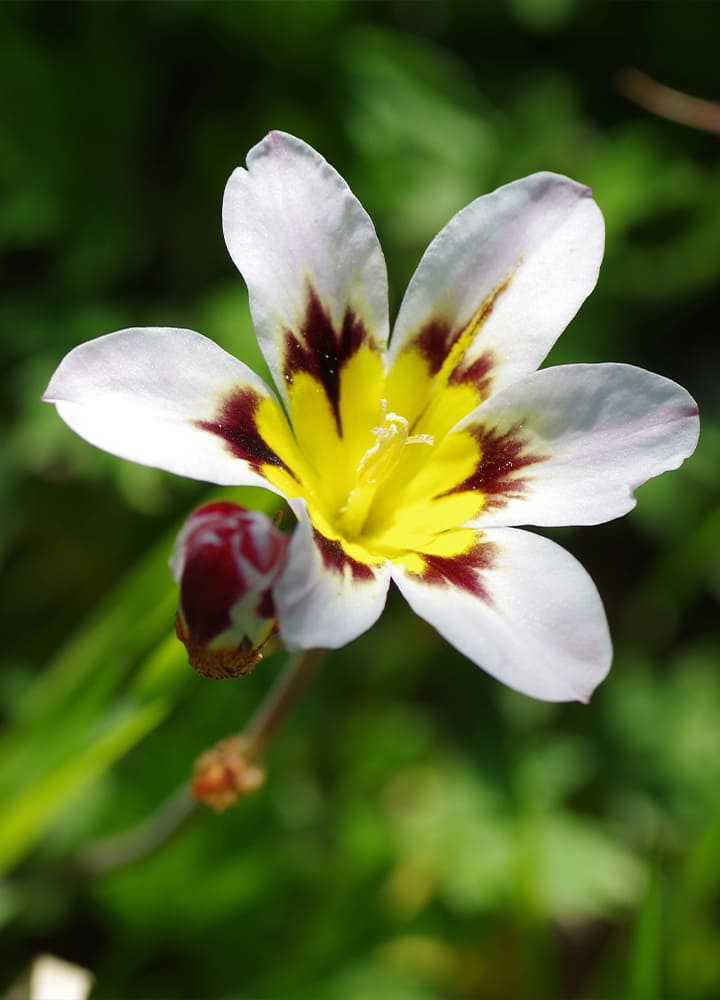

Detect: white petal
[223,131,389,397]
[392,528,611,703]
[389,172,604,393]
[458,363,700,528]
[43,327,289,489]
[274,501,392,651]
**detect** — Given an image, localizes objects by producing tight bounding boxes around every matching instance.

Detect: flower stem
[78,786,197,876]
[244,647,326,755]
[191,648,327,810]
[616,68,720,135]
[76,648,327,871]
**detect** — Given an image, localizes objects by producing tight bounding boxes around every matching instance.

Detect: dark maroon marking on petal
[409,272,514,378]
[415,539,498,602]
[313,529,376,582]
[413,319,455,376]
[283,287,369,436]
[441,423,545,509]
[679,404,700,419]
[448,349,495,395]
[196,387,295,477]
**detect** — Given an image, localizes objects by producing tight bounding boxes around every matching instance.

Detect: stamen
[357,406,434,486]
[337,401,435,538]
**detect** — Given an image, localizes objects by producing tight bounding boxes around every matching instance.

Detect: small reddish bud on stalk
[170,502,288,679]
[191,735,266,811]
[189,648,326,811]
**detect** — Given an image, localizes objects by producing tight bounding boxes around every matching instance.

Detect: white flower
[43,132,699,702]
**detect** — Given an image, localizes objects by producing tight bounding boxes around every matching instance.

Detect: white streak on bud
[170,502,288,678]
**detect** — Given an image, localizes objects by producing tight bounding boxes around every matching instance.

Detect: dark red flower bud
[170,502,288,678]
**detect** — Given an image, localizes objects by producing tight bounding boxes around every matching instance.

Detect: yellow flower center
[336,405,434,541]
[255,343,487,567]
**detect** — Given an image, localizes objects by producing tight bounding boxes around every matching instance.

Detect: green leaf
[0,701,168,874]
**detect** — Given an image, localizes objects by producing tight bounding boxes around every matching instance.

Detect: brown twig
[617,68,720,136]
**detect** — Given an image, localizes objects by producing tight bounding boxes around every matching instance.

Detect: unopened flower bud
[170,501,288,679]
[190,735,265,811]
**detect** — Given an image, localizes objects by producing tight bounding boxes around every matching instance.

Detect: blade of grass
[0,700,168,874]
[626,870,663,1000]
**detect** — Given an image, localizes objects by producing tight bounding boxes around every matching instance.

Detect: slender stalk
[78,787,197,876]
[75,647,326,873]
[244,647,326,755]
[617,68,720,135]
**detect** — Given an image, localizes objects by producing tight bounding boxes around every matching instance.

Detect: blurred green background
[1,1,719,997]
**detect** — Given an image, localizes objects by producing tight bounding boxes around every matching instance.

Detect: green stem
[245,648,326,756]
[78,786,197,876]
[75,647,326,874]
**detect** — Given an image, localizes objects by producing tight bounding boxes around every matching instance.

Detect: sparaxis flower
[43,131,699,702]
